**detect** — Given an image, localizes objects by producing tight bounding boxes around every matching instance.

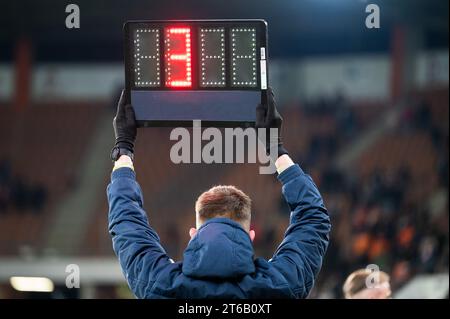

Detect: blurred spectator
[414,100,432,130]
[0,158,48,214]
[342,268,392,299]
[0,160,12,212]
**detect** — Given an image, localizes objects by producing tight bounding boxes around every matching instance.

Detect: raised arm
[269,154,331,298]
[256,89,331,298]
[107,92,172,298]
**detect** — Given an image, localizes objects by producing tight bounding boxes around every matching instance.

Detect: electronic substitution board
[124,20,268,127]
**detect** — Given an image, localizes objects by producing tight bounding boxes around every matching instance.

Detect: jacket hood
[182,218,255,279]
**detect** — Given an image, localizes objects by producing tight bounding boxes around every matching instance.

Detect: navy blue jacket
[107,164,330,298]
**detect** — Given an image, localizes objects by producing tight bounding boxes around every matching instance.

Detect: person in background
[343,268,392,299]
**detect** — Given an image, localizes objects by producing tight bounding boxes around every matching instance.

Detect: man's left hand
[113,90,137,154]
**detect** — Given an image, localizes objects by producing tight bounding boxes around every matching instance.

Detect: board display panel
[124,20,268,127]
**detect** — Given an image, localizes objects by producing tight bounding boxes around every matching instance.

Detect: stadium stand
[0,103,104,255]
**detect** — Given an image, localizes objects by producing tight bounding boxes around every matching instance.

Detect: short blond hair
[343,269,390,298]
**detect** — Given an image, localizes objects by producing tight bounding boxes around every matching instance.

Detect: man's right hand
[255,87,289,159]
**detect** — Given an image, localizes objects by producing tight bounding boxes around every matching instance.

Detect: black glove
[255,87,288,159]
[112,90,137,154]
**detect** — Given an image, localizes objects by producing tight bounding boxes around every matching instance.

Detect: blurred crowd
[298,94,449,298]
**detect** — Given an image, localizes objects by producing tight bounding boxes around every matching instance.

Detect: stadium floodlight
[123,19,269,127]
[9,276,54,292]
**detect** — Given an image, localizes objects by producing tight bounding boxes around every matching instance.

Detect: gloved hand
[113,90,137,154]
[255,87,288,159]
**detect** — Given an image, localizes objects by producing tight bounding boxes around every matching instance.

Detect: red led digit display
[164,27,192,87]
[127,20,267,91]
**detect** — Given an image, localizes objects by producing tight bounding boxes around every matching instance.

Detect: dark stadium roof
[0,0,448,61]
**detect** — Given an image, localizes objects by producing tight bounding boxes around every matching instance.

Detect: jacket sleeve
[107,167,172,298]
[269,164,331,298]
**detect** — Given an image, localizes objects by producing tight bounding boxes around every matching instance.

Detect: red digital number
[165,27,192,87]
